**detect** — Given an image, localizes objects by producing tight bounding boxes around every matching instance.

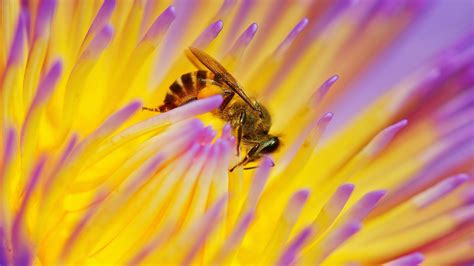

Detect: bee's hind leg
[142,106,160,112]
[142,103,176,113]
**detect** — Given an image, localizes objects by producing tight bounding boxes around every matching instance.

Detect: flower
[1,0,473,265]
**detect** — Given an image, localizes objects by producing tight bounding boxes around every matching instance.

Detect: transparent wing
[187,47,257,111]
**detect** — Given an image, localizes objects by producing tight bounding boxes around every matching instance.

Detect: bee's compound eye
[261,136,279,153]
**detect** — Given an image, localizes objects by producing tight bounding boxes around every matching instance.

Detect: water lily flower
[1,0,473,265]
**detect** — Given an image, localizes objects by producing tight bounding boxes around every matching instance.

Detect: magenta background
[326,0,474,135]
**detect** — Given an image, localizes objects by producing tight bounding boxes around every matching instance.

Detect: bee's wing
[187,47,257,111]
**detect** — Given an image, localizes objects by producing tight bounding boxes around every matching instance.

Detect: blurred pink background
[328,0,474,134]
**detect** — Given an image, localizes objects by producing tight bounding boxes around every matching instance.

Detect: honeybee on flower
[0,0,473,265]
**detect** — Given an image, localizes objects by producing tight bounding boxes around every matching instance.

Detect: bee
[143,47,279,171]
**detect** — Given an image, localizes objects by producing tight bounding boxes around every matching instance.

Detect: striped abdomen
[159,70,216,112]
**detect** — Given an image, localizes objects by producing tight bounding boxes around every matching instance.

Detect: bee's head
[246,135,280,162]
[229,135,280,172]
[260,135,280,154]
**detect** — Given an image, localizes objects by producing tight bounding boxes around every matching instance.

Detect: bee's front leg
[231,110,246,156]
[229,141,258,172]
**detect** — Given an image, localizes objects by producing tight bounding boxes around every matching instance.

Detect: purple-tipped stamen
[192,20,224,49]
[413,174,469,208]
[385,252,424,266]
[6,11,27,67]
[317,222,361,263]
[182,195,227,265]
[34,0,56,40]
[42,133,78,195]
[278,112,333,173]
[277,226,313,266]
[238,156,272,213]
[12,156,46,250]
[1,128,17,179]
[274,18,309,58]
[285,189,311,222]
[21,60,62,144]
[132,95,223,137]
[362,119,408,157]
[226,23,258,60]
[210,0,236,22]
[123,154,165,195]
[81,24,114,59]
[59,191,107,260]
[315,183,355,230]
[221,0,254,54]
[142,6,176,45]
[213,212,254,263]
[84,0,116,40]
[312,75,339,106]
[70,100,142,163]
[342,190,386,224]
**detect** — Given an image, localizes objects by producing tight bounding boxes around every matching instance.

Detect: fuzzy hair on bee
[143,47,280,171]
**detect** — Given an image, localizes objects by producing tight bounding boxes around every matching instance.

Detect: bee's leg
[229,156,249,172]
[141,106,160,112]
[229,142,259,172]
[219,91,235,111]
[235,111,246,156]
[229,137,278,172]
